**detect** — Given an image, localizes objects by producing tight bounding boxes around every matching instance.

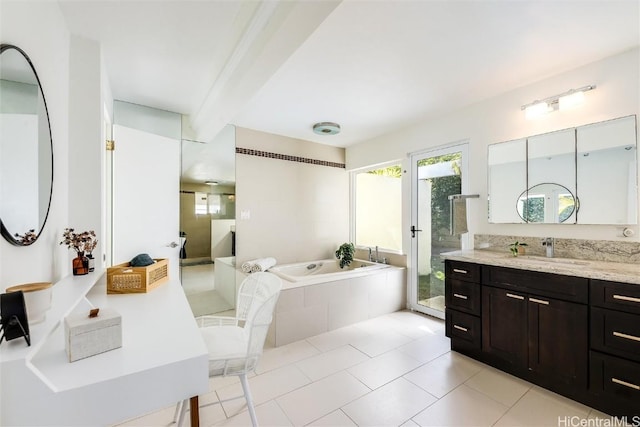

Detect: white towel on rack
[451,198,468,235]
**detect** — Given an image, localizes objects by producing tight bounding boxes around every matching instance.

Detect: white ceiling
[59,0,639,151]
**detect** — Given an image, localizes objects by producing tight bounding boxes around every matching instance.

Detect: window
[353,163,402,252]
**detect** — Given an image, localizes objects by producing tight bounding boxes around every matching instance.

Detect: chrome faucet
[375,246,379,263]
[542,237,554,258]
[368,247,373,262]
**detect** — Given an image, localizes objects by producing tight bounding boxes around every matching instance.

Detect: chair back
[235,272,275,321]
[242,272,282,370]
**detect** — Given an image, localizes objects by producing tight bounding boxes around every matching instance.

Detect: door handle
[453,293,468,300]
[167,241,179,248]
[506,293,525,300]
[410,225,422,238]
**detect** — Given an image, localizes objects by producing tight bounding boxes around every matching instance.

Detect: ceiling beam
[189,0,342,142]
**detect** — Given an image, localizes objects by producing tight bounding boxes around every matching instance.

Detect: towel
[451,198,468,235]
[241,261,253,273]
[242,257,277,273]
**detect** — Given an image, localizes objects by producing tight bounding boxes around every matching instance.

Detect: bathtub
[264,258,406,346]
[269,258,389,283]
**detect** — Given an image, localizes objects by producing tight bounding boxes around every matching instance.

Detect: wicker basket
[106,258,169,294]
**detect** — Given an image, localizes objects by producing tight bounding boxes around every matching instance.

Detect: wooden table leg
[189,396,199,427]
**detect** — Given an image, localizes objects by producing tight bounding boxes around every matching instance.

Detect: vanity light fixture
[522,85,596,119]
[313,122,341,135]
[205,180,219,186]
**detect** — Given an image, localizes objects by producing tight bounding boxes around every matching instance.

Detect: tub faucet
[542,237,554,258]
[375,246,379,263]
[368,247,373,262]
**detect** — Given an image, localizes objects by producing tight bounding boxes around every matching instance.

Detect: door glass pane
[416,152,462,316]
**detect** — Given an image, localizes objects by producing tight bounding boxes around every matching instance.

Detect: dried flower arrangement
[60,228,98,254]
[14,229,37,245]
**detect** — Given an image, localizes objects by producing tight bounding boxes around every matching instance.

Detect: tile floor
[120,310,616,427]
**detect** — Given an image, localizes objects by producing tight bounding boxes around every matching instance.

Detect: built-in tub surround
[266,263,406,346]
[475,234,640,264]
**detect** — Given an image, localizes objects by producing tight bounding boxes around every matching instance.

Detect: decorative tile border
[236,147,345,169]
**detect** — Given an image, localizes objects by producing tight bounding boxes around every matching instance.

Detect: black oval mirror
[516,183,577,223]
[0,44,53,246]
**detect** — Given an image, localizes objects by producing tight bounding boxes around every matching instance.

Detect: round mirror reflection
[0,44,53,246]
[516,183,577,223]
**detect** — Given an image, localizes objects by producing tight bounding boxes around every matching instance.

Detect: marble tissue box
[64,308,122,362]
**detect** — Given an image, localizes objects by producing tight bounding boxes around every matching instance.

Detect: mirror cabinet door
[576,115,637,224]
[526,129,577,224]
[488,138,527,223]
[0,45,53,245]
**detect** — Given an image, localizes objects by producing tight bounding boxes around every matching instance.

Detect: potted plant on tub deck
[335,242,355,268]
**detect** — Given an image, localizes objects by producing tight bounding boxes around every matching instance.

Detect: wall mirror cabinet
[0,44,53,245]
[488,115,637,225]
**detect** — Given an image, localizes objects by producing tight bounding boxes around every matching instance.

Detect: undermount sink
[515,256,591,266]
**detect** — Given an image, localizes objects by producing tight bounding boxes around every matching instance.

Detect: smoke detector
[312,122,341,135]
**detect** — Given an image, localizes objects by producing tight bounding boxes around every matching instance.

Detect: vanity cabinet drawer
[591,280,640,315]
[446,278,480,316]
[590,351,640,416]
[483,266,588,304]
[445,308,481,349]
[591,307,640,363]
[445,260,480,283]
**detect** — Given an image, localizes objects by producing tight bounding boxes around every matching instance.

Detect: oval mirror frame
[516,183,577,224]
[0,44,53,246]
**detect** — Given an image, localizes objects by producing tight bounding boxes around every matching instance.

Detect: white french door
[409,143,469,319]
[111,125,180,275]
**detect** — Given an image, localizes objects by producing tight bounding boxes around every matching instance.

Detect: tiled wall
[475,234,640,263]
[235,128,349,265]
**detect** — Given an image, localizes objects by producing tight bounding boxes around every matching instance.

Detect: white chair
[175,272,282,427]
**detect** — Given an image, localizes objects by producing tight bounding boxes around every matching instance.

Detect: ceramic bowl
[5,282,53,325]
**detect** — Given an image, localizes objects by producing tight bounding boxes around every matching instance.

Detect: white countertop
[442,250,640,285]
[0,272,208,426]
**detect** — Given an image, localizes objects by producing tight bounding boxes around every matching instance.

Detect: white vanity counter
[442,250,640,285]
[0,271,208,426]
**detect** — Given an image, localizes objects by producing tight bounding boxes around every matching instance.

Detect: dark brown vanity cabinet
[481,266,589,388]
[590,279,640,417]
[445,261,482,352]
[444,258,639,417]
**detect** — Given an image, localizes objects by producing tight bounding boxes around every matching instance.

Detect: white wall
[347,48,640,252]
[0,1,71,287]
[235,128,349,264]
[68,35,103,265]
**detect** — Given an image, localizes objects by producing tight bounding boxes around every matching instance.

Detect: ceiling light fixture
[522,85,596,119]
[313,122,341,135]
